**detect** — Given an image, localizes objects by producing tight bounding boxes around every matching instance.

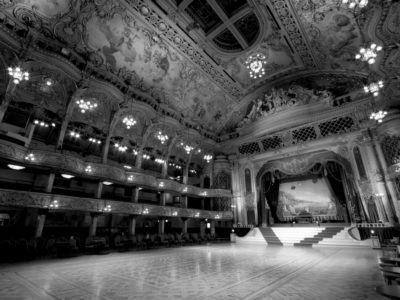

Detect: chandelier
[114,143,127,152]
[122,116,136,129]
[49,200,59,209]
[155,158,165,164]
[355,43,382,64]
[88,137,101,144]
[341,0,368,9]
[156,130,169,144]
[76,99,97,114]
[8,66,29,84]
[364,81,384,96]
[370,110,387,123]
[180,142,193,154]
[245,53,266,79]
[203,154,213,163]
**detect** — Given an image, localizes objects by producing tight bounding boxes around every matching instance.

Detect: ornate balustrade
[0,189,232,220]
[0,140,232,198]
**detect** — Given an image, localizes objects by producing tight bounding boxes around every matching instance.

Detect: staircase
[235,226,372,248]
[259,227,283,246]
[293,227,344,247]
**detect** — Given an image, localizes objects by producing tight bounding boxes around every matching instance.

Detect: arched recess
[255,151,367,226]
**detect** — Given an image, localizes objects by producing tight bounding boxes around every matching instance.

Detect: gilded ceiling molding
[264,0,317,68]
[0,189,233,220]
[125,0,243,98]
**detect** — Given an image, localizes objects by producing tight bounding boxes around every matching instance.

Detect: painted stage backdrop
[276,178,337,221]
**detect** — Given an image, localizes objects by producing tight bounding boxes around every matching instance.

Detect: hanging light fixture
[245,53,267,79]
[8,66,29,84]
[355,43,382,64]
[156,130,169,144]
[370,110,387,123]
[340,0,368,9]
[122,116,136,129]
[76,99,97,114]
[49,200,59,209]
[102,204,112,213]
[203,154,213,163]
[114,143,128,152]
[364,81,384,96]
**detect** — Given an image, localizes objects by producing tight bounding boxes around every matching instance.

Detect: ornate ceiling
[0,0,399,140]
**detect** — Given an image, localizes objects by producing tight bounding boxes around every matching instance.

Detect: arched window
[353,146,367,180]
[245,168,252,194]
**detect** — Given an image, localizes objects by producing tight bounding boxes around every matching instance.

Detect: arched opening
[256,153,367,226]
[203,176,210,189]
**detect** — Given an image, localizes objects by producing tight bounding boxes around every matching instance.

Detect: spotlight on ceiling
[61,174,75,179]
[7,164,25,170]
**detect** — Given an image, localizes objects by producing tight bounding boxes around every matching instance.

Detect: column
[158,219,165,235]
[159,191,166,206]
[45,173,55,193]
[181,217,188,234]
[0,79,16,123]
[210,220,216,237]
[34,209,48,238]
[374,139,400,221]
[95,182,103,199]
[128,215,137,236]
[200,220,206,237]
[182,195,188,208]
[24,123,36,147]
[131,187,139,203]
[363,140,395,223]
[89,213,99,237]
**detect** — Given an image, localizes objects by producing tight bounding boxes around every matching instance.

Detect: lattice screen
[319,117,354,136]
[238,142,261,155]
[381,136,400,165]
[292,126,317,144]
[214,172,231,189]
[261,136,282,151]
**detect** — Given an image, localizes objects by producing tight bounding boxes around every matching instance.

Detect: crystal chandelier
[364,81,384,96]
[8,66,29,84]
[122,116,136,129]
[156,130,169,144]
[370,110,387,123]
[182,143,193,154]
[355,43,382,64]
[76,99,97,114]
[341,0,368,9]
[203,154,213,163]
[245,53,266,79]
[114,143,127,152]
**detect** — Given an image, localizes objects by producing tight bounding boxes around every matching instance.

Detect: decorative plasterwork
[266,0,317,68]
[254,150,353,186]
[126,0,242,98]
[0,189,233,220]
[0,140,232,198]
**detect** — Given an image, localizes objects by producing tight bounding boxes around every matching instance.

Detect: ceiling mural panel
[292,0,367,72]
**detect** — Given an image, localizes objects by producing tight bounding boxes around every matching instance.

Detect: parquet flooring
[0,244,387,299]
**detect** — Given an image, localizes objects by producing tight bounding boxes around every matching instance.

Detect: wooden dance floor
[0,244,386,299]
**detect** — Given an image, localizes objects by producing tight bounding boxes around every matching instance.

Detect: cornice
[0,140,232,198]
[0,189,233,220]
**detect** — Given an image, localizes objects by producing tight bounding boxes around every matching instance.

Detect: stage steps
[258,227,283,245]
[293,227,344,247]
[235,226,371,248]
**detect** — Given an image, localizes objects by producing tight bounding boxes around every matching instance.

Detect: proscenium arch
[254,151,363,225]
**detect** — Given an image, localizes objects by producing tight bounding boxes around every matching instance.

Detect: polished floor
[0,244,387,300]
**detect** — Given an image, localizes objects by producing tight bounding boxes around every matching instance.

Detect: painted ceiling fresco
[1,0,399,137]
